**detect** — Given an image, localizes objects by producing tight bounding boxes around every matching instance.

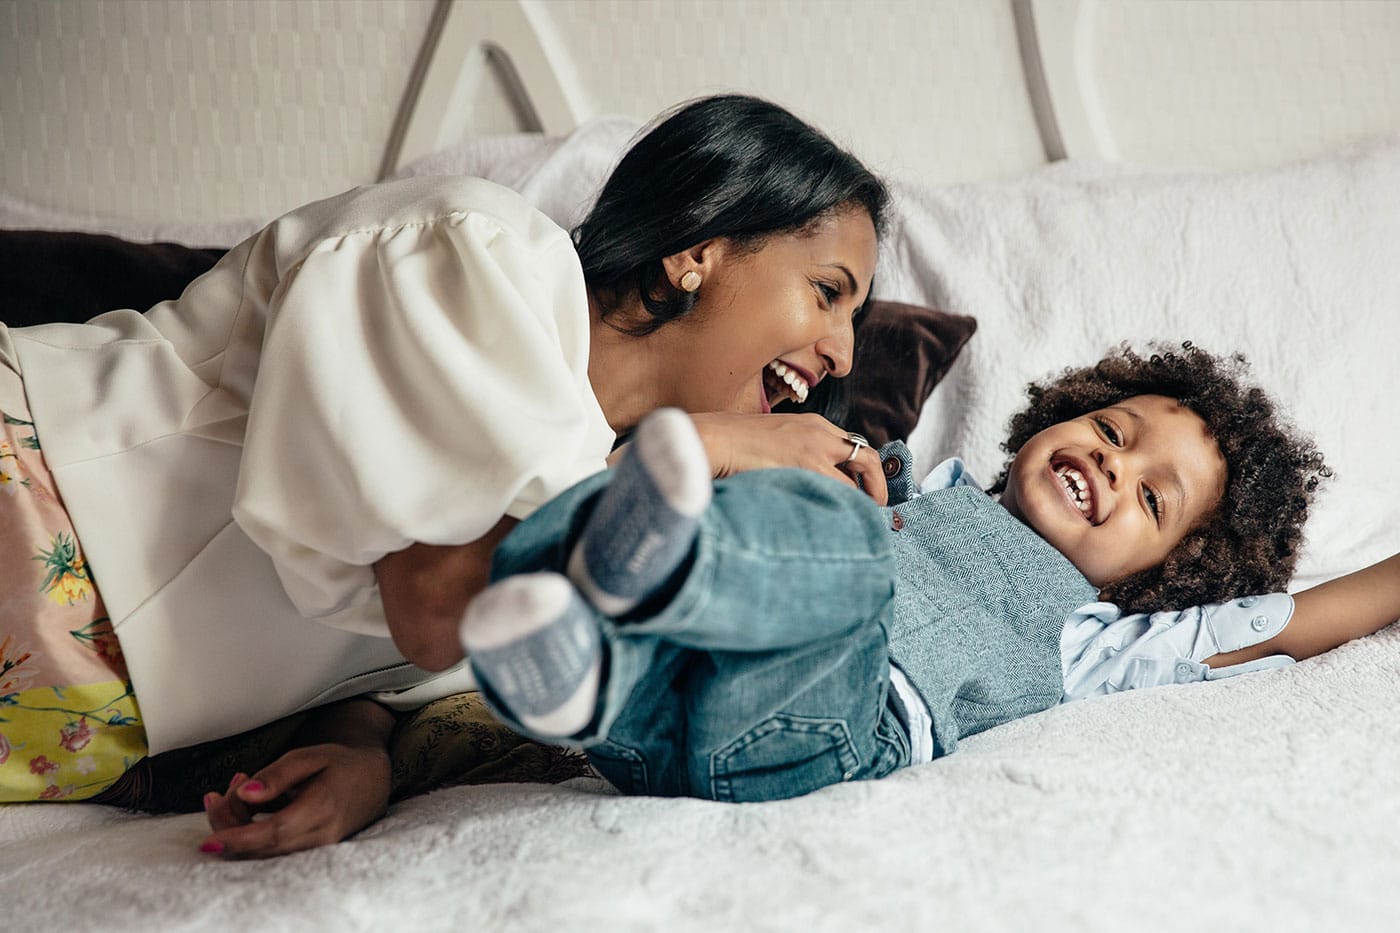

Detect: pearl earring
[679,271,702,292]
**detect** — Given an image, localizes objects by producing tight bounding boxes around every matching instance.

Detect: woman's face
[657,209,879,415]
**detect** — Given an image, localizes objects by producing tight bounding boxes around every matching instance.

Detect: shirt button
[1175,662,1194,681]
[1240,596,1259,608]
[890,511,904,531]
[883,455,903,478]
[1251,614,1269,632]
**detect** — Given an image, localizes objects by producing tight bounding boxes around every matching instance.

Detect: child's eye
[1094,417,1122,446]
[1143,486,1161,523]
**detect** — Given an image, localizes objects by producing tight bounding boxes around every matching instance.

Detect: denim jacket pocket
[708,714,860,802]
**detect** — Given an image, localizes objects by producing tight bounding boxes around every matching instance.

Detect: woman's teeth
[767,360,810,404]
[1055,464,1093,518]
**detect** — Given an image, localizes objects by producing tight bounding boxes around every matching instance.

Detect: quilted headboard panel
[3,0,1399,226]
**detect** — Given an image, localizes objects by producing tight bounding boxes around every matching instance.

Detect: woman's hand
[199,699,397,859]
[688,412,889,505]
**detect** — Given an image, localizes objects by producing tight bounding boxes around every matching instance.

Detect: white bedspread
[5,625,1398,930]
[3,123,1398,929]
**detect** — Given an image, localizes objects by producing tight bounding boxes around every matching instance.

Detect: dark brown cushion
[843,300,977,447]
[0,229,225,326]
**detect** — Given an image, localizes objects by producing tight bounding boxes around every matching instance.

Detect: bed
[3,1,1400,929]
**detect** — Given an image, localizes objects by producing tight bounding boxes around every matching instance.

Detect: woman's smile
[763,359,815,407]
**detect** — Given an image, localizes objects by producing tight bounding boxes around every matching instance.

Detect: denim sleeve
[1060,593,1296,701]
[877,440,921,505]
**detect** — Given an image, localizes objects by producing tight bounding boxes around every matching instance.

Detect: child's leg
[590,610,910,801]
[466,411,896,762]
[567,407,712,616]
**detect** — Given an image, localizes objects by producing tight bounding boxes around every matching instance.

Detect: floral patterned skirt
[0,355,147,801]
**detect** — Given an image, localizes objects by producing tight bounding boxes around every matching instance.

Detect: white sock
[460,573,601,738]
[568,408,712,617]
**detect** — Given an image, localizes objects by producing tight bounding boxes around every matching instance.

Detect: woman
[1,96,890,849]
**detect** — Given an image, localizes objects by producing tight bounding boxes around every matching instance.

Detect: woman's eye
[817,282,840,306]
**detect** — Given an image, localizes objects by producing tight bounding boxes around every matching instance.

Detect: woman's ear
[660,240,720,291]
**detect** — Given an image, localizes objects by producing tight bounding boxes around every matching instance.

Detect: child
[462,344,1400,801]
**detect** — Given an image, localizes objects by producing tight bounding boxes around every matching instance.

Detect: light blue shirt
[891,459,1296,763]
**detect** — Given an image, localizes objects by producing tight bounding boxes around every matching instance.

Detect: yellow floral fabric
[0,400,146,802]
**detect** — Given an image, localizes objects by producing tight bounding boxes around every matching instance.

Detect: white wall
[3,0,1399,228]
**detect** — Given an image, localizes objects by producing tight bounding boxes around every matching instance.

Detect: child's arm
[199,697,397,859]
[1206,553,1400,667]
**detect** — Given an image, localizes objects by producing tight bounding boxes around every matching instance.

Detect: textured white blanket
[2,125,1398,930]
[4,626,1398,930]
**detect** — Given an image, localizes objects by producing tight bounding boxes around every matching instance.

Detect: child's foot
[460,573,601,738]
[567,408,712,616]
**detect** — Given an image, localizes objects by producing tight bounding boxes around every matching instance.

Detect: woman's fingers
[233,747,328,807]
[204,772,254,831]
[201,794,340,859]
[837,441,889,506]
[689,411,892,504]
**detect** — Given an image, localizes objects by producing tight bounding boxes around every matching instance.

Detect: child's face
[998,394,1226,588]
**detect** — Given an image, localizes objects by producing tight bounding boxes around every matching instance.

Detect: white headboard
[3,0,1399,226]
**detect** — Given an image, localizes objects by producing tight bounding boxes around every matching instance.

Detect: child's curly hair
[987,342,1329,613]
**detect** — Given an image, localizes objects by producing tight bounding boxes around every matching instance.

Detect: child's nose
[1093,448,1120,485]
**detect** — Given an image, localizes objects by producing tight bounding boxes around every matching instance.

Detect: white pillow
[880,135,1400,590]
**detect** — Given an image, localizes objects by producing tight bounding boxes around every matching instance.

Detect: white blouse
[10,176,615,753]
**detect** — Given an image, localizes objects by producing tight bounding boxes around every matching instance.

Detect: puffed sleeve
[231,201,614,624]
[1059,593,1297,701]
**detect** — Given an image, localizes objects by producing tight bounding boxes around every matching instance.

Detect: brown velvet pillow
[842,300,977,447]
[0,229,225,326]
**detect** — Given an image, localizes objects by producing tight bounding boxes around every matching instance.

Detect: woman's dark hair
[572,94,889,343]
[988,342,1329,614]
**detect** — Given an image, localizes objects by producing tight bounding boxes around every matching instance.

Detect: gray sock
[567,408,712,617]
[460,573,601,738]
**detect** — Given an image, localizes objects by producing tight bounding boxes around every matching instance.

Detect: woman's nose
[816,317,855,378]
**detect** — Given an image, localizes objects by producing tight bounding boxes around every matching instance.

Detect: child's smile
[999,395,1227,588]
[1050,455,1102,523]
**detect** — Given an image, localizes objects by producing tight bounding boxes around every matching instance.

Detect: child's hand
[200,741,392,859]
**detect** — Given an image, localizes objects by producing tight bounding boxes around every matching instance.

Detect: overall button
[1240,596,1259,608]
[1250,615,1269,632]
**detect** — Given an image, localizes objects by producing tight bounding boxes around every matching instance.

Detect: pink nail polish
[242,780,265,794]
[200,841,224,854]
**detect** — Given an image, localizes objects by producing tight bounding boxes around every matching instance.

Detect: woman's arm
[1206,552,1400,667]
[373,515,519,671]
